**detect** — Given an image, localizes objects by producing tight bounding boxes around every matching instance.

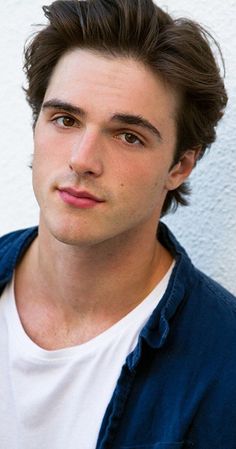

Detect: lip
[57,187,104,209]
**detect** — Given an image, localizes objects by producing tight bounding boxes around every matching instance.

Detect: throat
[14,233,173,350]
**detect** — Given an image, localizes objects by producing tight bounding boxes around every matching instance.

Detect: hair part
[24,0,228,216]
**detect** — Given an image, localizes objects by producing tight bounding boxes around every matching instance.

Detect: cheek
[123,160,167,188]
[33,133,65,175]
[32,139,58,200]
[34,121,64,159]
[116,162,167,206]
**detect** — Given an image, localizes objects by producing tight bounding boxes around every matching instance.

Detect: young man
[0,1,235,448]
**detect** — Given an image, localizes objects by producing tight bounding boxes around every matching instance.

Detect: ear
[165,148,201,191]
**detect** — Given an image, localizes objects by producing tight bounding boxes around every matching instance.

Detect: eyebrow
[42,99,162,141]
[111,114,162,141]
[42,99,86,117]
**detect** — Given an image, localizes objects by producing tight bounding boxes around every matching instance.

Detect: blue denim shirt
[1,223,236,449]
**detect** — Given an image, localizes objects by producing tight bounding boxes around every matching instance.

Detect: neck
[15,220,173,347]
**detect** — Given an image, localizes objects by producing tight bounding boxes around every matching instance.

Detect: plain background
[0,0,235,294]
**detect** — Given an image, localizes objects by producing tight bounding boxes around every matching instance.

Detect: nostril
[68,162,100,177]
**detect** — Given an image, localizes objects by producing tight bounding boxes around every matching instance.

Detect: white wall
[0,1,235,294]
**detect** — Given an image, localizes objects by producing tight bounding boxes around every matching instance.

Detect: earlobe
[165,149,200,191]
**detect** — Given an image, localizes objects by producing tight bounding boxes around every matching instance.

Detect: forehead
[44,49,177,129]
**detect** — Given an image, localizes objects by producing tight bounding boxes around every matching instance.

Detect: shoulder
[0,228,31,253]
[158,221,236,341]
[0,227,38,259]
[0,227,38,291]
[181,272,236,444]
[178,266,236,365]
[192,267,236,321]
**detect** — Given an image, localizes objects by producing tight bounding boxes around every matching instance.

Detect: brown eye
[62,116,75,127]
[124,133,141,145]
[117,132,144,146]
[55,116,76,127]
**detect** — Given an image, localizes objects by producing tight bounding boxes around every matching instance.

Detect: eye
[53,115,77,128]
[119,132,144,146]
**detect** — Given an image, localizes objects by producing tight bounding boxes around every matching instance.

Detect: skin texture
[15,50,198,349]
[33,50,192,246]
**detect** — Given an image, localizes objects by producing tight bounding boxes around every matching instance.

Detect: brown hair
[24,0,228,215]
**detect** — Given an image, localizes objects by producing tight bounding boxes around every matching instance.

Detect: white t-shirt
[0,264,174,449]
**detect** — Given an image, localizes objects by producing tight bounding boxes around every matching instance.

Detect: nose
[69,129,104,177]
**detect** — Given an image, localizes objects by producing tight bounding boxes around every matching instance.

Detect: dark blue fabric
[1,223,236,449]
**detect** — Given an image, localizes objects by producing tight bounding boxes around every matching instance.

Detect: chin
[45,221,106,248]
[50,226,93,246]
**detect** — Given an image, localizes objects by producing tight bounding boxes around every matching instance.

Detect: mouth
[57,187,105,209]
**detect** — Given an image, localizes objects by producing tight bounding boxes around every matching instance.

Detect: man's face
[33,49,190,247]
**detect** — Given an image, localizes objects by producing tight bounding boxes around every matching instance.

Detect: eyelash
[51,114,144,146]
